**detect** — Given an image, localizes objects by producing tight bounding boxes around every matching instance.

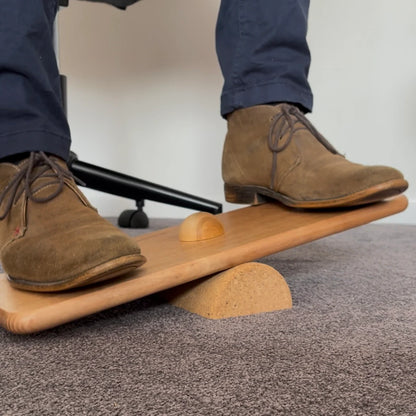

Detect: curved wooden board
[0,195,408,334]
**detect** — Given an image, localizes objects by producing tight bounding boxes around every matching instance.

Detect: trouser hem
[220,81,313,118]
[0,130,71,161]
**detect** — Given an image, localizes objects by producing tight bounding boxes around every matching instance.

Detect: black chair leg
[67,152,223,228]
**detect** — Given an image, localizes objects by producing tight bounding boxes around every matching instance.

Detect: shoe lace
[0,151,81,220]
[267,104,341,188]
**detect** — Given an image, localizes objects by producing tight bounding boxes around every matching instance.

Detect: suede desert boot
[0,152,146,292]
[222,104,408,208]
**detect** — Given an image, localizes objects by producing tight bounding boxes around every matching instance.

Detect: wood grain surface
[0,196,408,334]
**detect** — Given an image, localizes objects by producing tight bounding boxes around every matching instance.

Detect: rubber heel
[224,184,267,205]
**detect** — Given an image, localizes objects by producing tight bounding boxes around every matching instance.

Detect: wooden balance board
[0,195,408,334]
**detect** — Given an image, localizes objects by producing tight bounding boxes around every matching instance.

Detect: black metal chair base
[67,152,223,228]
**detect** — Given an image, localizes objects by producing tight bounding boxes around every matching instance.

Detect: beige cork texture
[165,262,292,319]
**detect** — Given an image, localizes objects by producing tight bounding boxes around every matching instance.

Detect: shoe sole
[224,178,409,209]
[7,254,147,293]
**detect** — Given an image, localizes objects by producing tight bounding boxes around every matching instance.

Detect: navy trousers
[0,0,312,160]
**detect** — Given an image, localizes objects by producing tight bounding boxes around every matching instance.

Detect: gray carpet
[1,221,415,416]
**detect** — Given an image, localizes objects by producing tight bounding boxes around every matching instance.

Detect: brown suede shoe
[0,152,146,292]
[222,104,408,208]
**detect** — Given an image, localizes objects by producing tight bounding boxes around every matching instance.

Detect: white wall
[60,0,416,224]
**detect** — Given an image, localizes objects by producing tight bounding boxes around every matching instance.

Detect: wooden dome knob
[179,212,224,242]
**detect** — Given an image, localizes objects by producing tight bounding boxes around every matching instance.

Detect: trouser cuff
[0,130,71,161]
[220,81,313,118]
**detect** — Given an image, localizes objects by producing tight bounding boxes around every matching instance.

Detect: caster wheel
[118,210,149,229]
